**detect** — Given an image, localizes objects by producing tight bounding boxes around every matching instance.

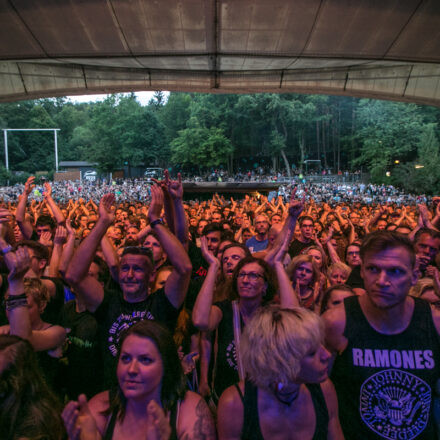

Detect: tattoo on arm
[181,398,216,440]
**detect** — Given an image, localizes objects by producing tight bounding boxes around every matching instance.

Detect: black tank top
[235,380,329,440]
[331,296,440,440]
[103,402,179,440]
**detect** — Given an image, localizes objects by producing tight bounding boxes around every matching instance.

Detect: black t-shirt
[345,265,364,289]
[188,241,208,280]
[59,300,101,398]
[288,239,313,258]
[331,296,440,439]
[213,300,240,399]
[186,277,204,312]
[41,276,65,325]
[94,286,180,388]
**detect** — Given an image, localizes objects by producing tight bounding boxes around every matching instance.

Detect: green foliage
[354,100,425,182]
[171,120,233,169]
[394,124,440,195]
[0,92,439,191]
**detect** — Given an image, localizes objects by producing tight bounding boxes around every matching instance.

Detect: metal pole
[54,129,58,172]
[3,130,8,171]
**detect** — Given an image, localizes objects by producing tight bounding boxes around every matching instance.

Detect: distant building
[56,161,98,181]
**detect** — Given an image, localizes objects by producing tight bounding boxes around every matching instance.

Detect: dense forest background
[1,92,440,193]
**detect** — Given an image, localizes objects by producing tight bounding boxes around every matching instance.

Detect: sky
[66,91,168,106]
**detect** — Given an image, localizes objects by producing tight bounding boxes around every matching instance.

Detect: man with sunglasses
[66,187,192,389]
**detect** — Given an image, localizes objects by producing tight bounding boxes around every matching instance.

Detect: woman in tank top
[62,320,216,440]
[217,306,344,440]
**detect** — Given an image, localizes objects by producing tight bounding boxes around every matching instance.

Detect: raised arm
[15,176,35,239]
[148,184,192,309]
[273,231,300,309]
[323,228,342,264]
[166,171,189,250]
[368,205,385,230]
[100,234,120,282]
[265,187,304,266]
[264,194,301,309]
[65,194,115,312]
[152,173,176,235]
[48,225,67,277]
[192,236,223,331]
[5,246,65,351]
[44,182,66,225]
[58,220,76,278]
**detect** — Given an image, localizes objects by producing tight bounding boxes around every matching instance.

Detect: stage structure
[2,128,60,171]
[0,1,439,106]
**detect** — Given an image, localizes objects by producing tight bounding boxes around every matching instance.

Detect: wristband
[6,293,28,311]
[150,218,164,228]
[1,245,12,255]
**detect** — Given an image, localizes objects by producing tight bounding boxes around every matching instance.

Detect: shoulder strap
[103,411,118,440]
[306,383,329,440]
[235,383,245,403]
[169,400,180,440]
[411,297,433,333]
[242,381,263,440]
[232,300,245,381]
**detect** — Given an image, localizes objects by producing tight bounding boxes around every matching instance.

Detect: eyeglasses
[238,272,264,281]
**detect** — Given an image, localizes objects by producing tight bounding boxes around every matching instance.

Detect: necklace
[272,382,300,406]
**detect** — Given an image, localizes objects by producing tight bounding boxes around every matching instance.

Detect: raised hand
[165,170,183,200]
[178,347,199,375]
[145,400,172,440]
[6,246,31,281]
[415,254,430,274]
[66,219,75,237]
[43,182,52,198]
[98,194,115,225]
[62,394,99,440]
[24,176,35,195]
[200,235,219,267]
[54,225,67,246]
[0,208,13,225]
[418,204,430,225]
[288,187,305,218]
[39,231,53,247]
[321,226,334,245]
[148,184,164,223]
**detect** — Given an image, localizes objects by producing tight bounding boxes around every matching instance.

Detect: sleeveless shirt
[331,296,440,439]
[235,380,329,440]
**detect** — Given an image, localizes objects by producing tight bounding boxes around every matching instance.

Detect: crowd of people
[0,176,426,206]
[1,172,440,439]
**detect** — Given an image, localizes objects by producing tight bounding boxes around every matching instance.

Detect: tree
[159,93,192,145]
[353,100,425,183]
[395,124,440,194]
[171,119,233,171]
[148,91,166,109]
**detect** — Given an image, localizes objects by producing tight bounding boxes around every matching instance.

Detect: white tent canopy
[1,0,440,106]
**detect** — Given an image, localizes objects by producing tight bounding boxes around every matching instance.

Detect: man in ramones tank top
[324,231,440,440]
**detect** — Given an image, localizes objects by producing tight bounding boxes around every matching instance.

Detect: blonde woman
[218,305,343,439]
